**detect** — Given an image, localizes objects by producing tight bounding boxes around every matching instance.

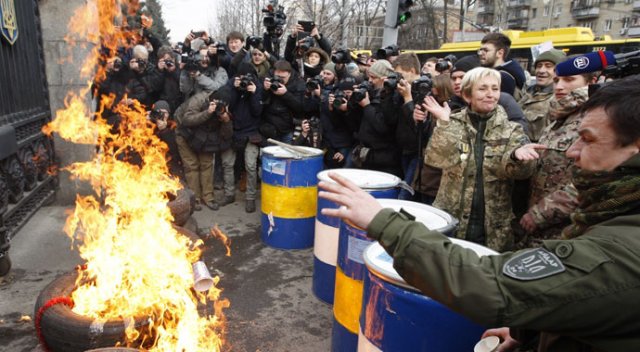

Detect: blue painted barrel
[313,169,401,305]
[332,199,457,352]
[260,146,324,249]
[358,240,497,352]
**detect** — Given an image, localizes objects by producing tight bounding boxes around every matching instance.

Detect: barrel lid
[317,168,400,189]
[377,199,453,232]
[262,146,323,158]
[364,240,498,291]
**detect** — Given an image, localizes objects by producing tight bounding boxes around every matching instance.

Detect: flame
[43,1,228,350]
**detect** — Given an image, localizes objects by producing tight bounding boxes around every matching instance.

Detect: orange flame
[208,226,232,257]
[44,1,228,350]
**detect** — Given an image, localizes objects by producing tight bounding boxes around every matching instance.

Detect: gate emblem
[0,0,18,45]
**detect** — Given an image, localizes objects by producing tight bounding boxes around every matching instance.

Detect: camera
[412,74,434,110]
[238,73,256,91]
[184,53,206,73]
[247,36,263,49]
[216,43,226,55]
[262,0,287,37]
[269,76,284,92]
[306,75,322,91]
[113,58,123,70]
[351,81,372,102]
[149,108,164,122]
[384,72,403,90]
[333,90,347,109]
[331,48,352,64]
[298,36,314,51]
[375,45,400,60]
[436,55,457,73]
[163,59,175,68]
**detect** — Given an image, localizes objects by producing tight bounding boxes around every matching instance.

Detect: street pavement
[0,191,333,352]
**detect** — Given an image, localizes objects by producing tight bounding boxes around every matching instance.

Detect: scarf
[562,154,640,239]
[548,86,589,122]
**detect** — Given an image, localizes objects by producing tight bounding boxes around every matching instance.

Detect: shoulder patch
[502,248,565,281]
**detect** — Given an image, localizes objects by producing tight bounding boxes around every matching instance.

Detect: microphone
[555,51,616,76]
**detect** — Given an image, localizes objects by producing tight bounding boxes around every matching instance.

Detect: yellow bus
[355,27,640,71]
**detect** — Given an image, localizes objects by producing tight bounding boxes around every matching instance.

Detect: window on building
[532,8,537,18]
[554,4,562,15]
[604,19,612,31]
[543,5,550,16]
[623,17,631,29]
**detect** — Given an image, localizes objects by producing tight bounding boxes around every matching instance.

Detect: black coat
[262,74,305,134]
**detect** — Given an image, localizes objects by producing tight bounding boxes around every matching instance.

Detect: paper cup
[192,261,214,292]
[474,336,500,352]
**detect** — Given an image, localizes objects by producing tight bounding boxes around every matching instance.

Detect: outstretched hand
[318,172,383,229]
[514,143,547,161]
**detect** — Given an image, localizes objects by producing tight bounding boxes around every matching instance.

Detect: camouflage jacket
[519,84,554,142]
[425,106,535,252]
[525,88,588,242]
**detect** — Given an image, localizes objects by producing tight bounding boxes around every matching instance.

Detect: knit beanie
[152,100,171,113]
[450,55,480,73]
[368,59,394,77]
[534,49,567,66]
[323,62,337,75]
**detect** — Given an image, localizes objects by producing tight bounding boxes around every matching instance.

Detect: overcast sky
[158,0,218,42]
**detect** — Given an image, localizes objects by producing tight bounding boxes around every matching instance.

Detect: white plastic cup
[192,261,214,292]
[474,336,500,352]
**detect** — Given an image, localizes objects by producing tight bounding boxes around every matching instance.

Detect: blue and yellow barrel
[332,199,457,352]
[260,146,324,249]
[314,169,401,305]
[358,239,497,351]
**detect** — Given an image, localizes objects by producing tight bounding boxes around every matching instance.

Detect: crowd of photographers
[93,13,617,254]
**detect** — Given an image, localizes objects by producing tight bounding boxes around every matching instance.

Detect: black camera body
[184,53,206,73]
[269,76,284,92]
[352,81,372,102]
[149,108,164,122]
[263,0,287,37]
[239,73,256,91]
[247,36,263,49]
[163,59,175,68]
[384,72,404,90]
[331,48,352,64]
[333,90,347,109]
[435,55,457,73]
[216,43,226,56]
[376,45,400,60]
[306,75,322,91]
[298,36,314,52]
[113,58,123,70]
[412,74,434,109]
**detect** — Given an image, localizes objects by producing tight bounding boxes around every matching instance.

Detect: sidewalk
[0,193,333,352]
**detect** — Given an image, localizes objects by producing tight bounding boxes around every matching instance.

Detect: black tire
[0,172,8,215]
[85,348,141,352]
[34,272,152,352]
[167,188,193,226]
[34,227,208,352]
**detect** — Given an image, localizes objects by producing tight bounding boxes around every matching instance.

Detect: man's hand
[397,79,412,102]
[208,43,217,56]
[310,26,320,38]
[263,78,272,91]
[413,103,429,124]
[156,117,168,131]
[189,70,201,78]
[520,213,538,234]
[333,152,345,162]
[358,92,370,108]
[246,82,257,93]
[273,85,287,96]
[319,172,383,229]
[219,111,231,123]
[140,14,153,29]
[481,328,521,352]
[514,143,547,161]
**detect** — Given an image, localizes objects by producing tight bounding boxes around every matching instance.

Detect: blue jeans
[398,154,419,200]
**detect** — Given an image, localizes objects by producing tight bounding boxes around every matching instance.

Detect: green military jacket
[367,208,640,352]
[425,106,534,251]
[519,84,554,143]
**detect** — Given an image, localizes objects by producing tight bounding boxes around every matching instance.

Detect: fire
[42,0,228,350]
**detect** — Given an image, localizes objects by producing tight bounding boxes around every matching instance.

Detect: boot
[221,195,235,206]
[245,200,256,213]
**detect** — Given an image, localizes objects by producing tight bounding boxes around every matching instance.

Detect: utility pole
[382,0,400,47]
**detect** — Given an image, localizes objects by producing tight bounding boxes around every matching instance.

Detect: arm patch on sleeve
[503,248,566,281]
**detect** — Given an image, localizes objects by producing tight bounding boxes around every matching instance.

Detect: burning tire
[167,188,194,226]
[34,227,208,352]
[34,271,152,352]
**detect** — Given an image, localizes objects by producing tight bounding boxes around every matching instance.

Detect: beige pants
[176,135,214,202]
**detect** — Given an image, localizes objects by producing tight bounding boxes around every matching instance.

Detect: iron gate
[0,0,56,244]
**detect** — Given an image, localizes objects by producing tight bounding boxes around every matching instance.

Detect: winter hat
[368,59,394,78]
[450,55,480,73]
[323,62,337,76]
[152,100,171,113]
[534,48,566,66]
[209,86,232,105]
[237,62,258,77]
[337,76,358,91]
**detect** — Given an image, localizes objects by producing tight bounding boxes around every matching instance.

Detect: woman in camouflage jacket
[418,67,535,252]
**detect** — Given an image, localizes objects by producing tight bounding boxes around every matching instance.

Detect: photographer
[227,63,264,213]
[375,45,400,63]
[179,48,228,98]
[248,48,276,79]
[327,76,360,167]
[284,23,332,78]
[125,45,164,109]
[261,60,305,144]
[175,88,234,211]
[149,100,184,180]
[155,46,183,112]
[229,36,277,78]
[351,60,402,177]
[92,50,129,129]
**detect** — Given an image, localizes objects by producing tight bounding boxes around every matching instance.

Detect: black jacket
[262,74,305,134]
[227,78,264,139]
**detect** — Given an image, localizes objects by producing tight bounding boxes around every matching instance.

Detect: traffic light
[396,0,414,27]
